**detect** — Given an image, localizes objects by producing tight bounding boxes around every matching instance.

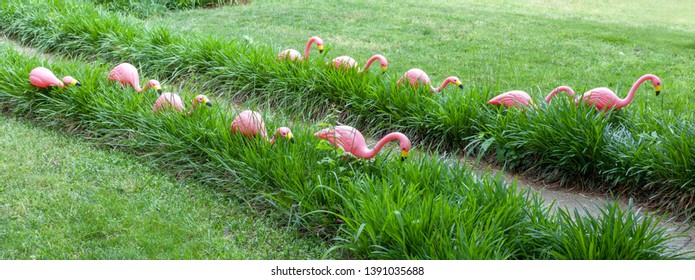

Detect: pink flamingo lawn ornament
[231,110,294,144]
[578,74,661,111]
[314,125,411,161]
[277,36,324,61]
[108,62,162,94]
[29,67,81,88]
[331,54,388,73]
[488,86,576,108]
[397,68,463,93]
[152,93,212,113]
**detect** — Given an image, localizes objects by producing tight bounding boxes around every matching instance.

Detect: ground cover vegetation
[2,0,691,218]
[1,42,690,259]
[0,0,693,259]
[94,0,247,18]
[0,114,332,259]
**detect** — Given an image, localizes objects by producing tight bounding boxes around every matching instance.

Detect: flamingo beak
[655,85,661,96]
[381,65,387,73]
[401,150,409,161]
[154,85,162,94]
[286,132,295,143]
[318,45,324,54]
[456,81,463,89]
[204,98,212,107]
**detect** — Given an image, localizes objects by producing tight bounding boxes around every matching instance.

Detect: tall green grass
[93,0,247,18]
[1,44,690,259]
[0,0,693,218]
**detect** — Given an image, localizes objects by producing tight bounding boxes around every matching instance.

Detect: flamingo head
[62,76,81,87]
[146,80,162,94]
[448,76,463,89]
[311,36,325,53]
[373,54,388,73]
[274,127,294,144]
[193,95,212,108]
[650,75,662,96]
[399,137,412,161]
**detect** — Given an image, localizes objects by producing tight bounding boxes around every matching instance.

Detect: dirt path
[3,36,693,257]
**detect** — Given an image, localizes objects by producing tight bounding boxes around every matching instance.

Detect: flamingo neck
[357,132,410,159]
[303,37,320,60]
[432,78,453,93]
[359,55,386,73]
[617,74,654,108]
[544,86,575,103]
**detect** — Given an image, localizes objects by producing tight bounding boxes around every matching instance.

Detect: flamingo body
[488,90,533,107]
[278,36,324,61]
[313,125,411,160]
[29,67,65,88]
[231,110,293,144]
[579,74,662,111]
[108,62,161,94]
[398,68,462,92]
[152,92,185,113]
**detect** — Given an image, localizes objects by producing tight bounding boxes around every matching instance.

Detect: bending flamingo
[314,125,411,160]
[397,68,462,93]
[578,74,661,110]
[487,90,534,107]
[30,67,81,88]
[278,36,324,61]
[544,86,575,103]
[231,110,294,144]
[153,93,212,113]
[108,62,162,94]
[488,86,576,108]
[331,54,388,73]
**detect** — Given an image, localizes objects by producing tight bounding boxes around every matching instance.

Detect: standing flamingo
[231,110,294,144]
[331,54,388,73]
[397,68,463,93]
[578,74,661,110]
[544,86,575,103]
[29,67,81,88]
[277,36,324,61]
[152,93,212,113]
[314,125,411,160]
[108,62,162,94]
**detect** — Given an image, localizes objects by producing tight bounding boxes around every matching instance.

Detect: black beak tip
[156,89,163,94]
[290,138,295,144]
[76,82,82,87]
[205,101,213,107]
[319,49,324,54]
[458,84,464,89]
[655,91,660,96]
[400,157,406,161]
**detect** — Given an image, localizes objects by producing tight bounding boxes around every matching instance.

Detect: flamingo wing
[231,110,267,138]
[30,67,63,88]
[581,88,619,110]
[488,91,532,107]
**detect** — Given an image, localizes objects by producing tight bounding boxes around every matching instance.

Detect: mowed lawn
[0,115,332,259]
[153,0,695,117]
